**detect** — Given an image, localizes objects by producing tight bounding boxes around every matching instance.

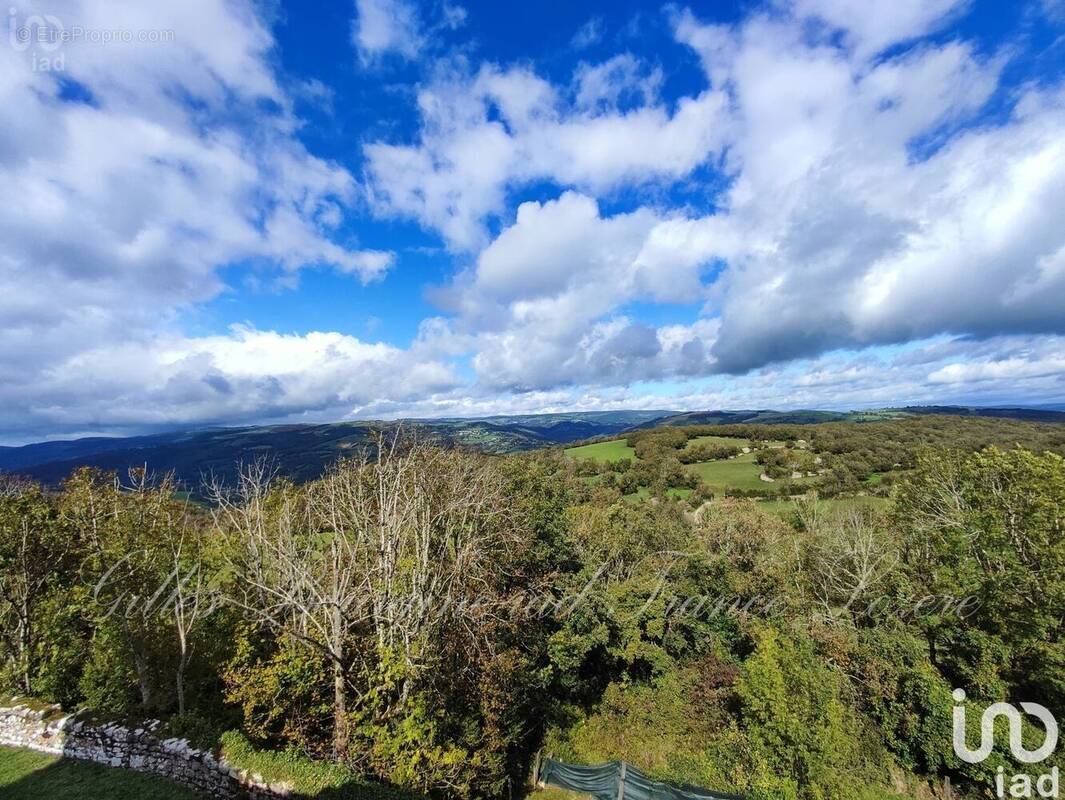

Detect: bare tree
[168,516,211,716]
[211,456,362,758]
[0,474,36,498]
[314,437,515,659]
[806,506,899,620]
[213,436,520,761]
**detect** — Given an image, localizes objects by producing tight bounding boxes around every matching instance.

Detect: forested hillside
[0,411,673,489]
[2,406,1061,493]
[0,415,1061,799]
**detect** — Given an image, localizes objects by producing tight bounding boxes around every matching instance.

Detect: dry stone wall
[0,699,290,798]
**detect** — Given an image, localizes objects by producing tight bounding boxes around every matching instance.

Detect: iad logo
[953,688,1059,764]
[8,7,66,72]
[952,688,1059,798]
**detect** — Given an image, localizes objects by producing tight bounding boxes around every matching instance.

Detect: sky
[2,0,1065,443]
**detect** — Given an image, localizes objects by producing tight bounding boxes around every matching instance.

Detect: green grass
[623,487,650,502]
[686,452,821,492]
[219,731,421,799]
[0,734,426,800]
[0,746,204,799]
[564,439,635,462]
[685,452,768,490]
[531,787,585,800]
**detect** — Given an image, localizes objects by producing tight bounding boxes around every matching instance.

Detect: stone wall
[0,699,291,798]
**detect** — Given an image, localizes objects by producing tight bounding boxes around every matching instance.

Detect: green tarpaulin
[538,758,744,800]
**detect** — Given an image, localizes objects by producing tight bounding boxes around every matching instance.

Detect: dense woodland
[0,416,1062,800]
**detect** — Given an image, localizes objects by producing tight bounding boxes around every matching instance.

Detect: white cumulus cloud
[352,0,424,63]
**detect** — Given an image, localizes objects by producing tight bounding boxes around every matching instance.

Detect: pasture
[684,451,767,490]
[564,439,636,462]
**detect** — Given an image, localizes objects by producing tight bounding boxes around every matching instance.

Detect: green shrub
[219,731,423,800]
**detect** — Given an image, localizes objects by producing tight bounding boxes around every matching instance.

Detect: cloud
[441,3,468,30]
[352,0,424,63]
[676,15,1065,373]
[4,0,1065,441]
[473,192,657,302]
[573,53,662,111]
[572,17,604,49]
[0,327,458,439]
[0,0,404,439]
[792,0,967,59]
[364,60,729,249]
[927,348,1065,385]
[364,0,1065,401]
[431,192,719,391]
[306,333,1065,424]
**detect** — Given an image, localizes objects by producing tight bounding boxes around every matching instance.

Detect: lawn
[687,452,823,492]
[0,746,204,800]
[564,439,635,462]
[0,736,424,800]
[685,452,768,490]
[531,787,585,800]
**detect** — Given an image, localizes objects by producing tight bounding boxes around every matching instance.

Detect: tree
[799,503,899,622]
[210,459,356,752]
[0,484,69,694]
[60,466,189,710]
[168,517,213,715]
[215,439,525,770]
[895,447,1065,705]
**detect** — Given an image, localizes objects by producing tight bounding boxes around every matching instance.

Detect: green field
[569,436,827,497]
[0,746,203,800]
[686,452,819,492]
[685,452,767,490]
[564,439,635,462]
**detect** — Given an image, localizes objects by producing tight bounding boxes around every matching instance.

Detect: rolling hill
[634,405,1065,429]
[2,405,1063,490]
[0,411,674,489]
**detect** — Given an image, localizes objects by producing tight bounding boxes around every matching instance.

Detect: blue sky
[1,0,1064,442]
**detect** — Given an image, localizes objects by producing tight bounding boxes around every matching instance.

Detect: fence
[538,757,744,800]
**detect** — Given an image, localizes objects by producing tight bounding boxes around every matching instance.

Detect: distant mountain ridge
[635,405,1065,429]
[2,405,1063,489]
[629,409,850,428]
[0,411,676,487]
[887,405,1065,422]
